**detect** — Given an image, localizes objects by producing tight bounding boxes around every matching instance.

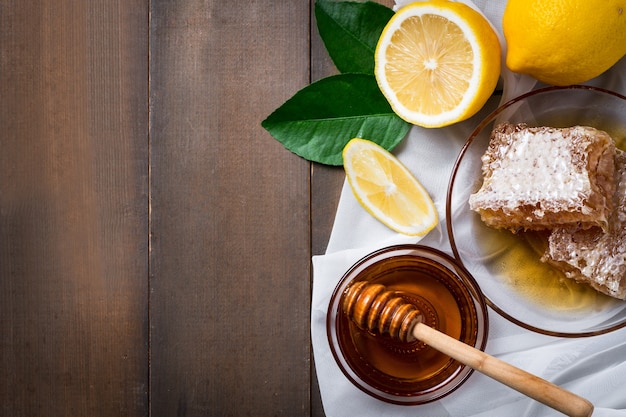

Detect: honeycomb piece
[469,123,615,232]
[543,150,626,300]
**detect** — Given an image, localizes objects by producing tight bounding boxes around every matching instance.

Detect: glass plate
[446,85,626,337]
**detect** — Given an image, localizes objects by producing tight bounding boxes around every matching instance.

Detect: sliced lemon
[375,1,500,128]
[343,138,438,236]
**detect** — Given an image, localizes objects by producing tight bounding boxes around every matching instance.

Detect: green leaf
[315,0,394,74]
[262,74,410,166]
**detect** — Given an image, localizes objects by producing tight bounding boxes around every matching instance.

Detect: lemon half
[375,1,501,128]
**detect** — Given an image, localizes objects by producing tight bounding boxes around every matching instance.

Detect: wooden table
[0,0,395,415]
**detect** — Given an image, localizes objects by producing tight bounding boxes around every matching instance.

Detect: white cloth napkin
[311,1,626,416]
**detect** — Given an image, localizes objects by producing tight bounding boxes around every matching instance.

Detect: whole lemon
[503,0,626,86]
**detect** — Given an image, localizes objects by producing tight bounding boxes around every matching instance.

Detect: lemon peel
[503,0,626,86]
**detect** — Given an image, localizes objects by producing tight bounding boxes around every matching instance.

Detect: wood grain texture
[310,1,345,258]
[0,1,150,415]
[1,0,396,415]
[309,5,341,415]
[308,2,395,416]
[149,1,311,415]
[310,0,396,257]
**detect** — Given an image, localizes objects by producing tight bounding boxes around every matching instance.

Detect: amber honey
[473,223,613,314]
[327,245,488,405]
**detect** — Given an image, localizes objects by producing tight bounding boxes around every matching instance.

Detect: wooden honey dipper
[342,281,594,417]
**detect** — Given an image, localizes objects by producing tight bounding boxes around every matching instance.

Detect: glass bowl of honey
[327,244,488,405]
[447,85,626,337]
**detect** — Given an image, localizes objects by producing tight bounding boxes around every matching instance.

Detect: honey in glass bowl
[327,244,488,405]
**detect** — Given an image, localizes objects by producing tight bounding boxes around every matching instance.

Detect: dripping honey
[475,226,613,314]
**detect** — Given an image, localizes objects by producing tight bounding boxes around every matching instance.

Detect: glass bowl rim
[445,84,626,338]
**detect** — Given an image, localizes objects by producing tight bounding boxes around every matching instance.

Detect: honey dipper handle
[412,323,594,417]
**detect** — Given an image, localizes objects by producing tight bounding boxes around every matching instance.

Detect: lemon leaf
[315,0,394,74]
[262,74,409,166]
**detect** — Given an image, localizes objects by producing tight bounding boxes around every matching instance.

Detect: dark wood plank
[309,5,342,416]
[149,1,311,415]
[310,0,396,257]
[0,1,150,415]
[309,2,395,415]
[310,1,345,259]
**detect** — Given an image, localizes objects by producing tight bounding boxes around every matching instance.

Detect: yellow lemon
[374,0,501,128]
[503,0,626,86]
[343,138,438,236]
